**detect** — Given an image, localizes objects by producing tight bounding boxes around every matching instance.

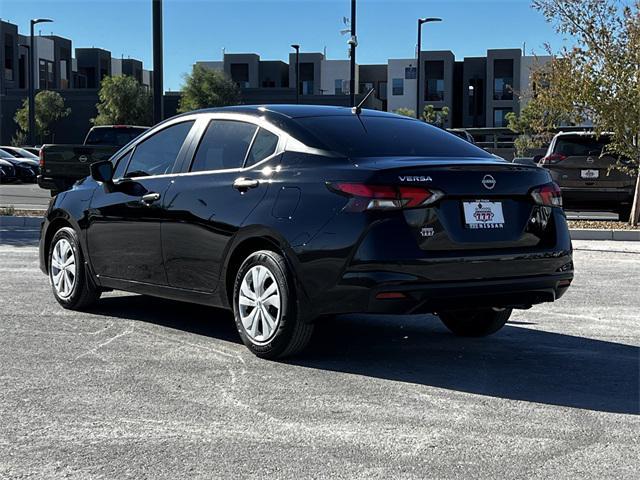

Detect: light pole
[291,44,300,104]
[152,0,164,124]
[348,0,357,107]
[28,18,52,146]
[415,17,441,120]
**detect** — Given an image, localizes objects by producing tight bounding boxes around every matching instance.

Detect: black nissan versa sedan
[39,105,574,358]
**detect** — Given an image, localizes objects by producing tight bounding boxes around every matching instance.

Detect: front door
[86,120,196,285]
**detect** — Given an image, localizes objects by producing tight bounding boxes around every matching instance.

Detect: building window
[60,60,69,89]
[39,59,54,90]
[335,79,343,95]
[404,66,416,79]
[262,78,276,88]
[4,34,14,81]
[379,81,387,100]
[493,59,514,100]
[493,107,512,127]
[302,80,314,95]
[468,78,484,122]
[392,78,404,96]
[425,60,445,101]
[230,63,250,88]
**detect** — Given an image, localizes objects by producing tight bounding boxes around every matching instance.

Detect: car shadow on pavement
[87,294,242,345]
[293,314,640,415]
[87,295,638,415]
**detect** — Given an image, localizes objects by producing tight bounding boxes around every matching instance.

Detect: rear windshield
[295,116,492,158]
[554,135,610,157]
[85,127,148,146]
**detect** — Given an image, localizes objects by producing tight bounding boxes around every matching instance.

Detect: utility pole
[152,0,164,124]
[291,44,300,104]
[415,17,442,120]
[349,0,357,107]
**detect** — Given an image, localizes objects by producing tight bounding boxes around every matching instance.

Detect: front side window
[392,78,404,96]
[125,121,194,177]
[113,150,132,179]
[245,128,279,167]
[190,120,257,172]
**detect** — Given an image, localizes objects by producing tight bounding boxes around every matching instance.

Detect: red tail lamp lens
[540,153,567,165]
[531,182,563,207]
[329,183,441,211]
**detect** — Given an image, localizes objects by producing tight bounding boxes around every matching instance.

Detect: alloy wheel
[238,265,281,343]
[51,238,76,299]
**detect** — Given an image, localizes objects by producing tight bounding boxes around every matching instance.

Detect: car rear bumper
[561,187,634,209]
[37,175,71,192]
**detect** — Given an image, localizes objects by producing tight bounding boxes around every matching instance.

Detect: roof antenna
[351,87,375,115]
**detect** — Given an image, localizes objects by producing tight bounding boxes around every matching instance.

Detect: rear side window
[125,121,194,177]
[190,120,257,172]
[245,128,279,167]
[295,116,493,158]
[554,136,610,157]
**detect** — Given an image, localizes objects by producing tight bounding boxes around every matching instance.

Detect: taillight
[39,149,45,168]
[328,183,443,212]
[539,153,566,165]
[531,182,563,207]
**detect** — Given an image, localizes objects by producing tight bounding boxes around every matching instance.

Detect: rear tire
[49,227,101,310]
[439,308,512,337]
[232,250,313,359]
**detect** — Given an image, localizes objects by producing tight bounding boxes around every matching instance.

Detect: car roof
[554,131,613,138]
[187,104,406,120]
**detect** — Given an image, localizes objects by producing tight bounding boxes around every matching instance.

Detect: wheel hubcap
[51,238,76,299]
[238,265,281,343]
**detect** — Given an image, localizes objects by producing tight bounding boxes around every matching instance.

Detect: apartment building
[387,48,550,127]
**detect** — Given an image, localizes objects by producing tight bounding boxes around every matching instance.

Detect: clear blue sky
[2,0,568,91]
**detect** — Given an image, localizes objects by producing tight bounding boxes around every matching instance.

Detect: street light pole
[28,18,52,146]
[349,0,357,107]
[415,17,442,120]
[152,0,164,124]
[291,44,300,104]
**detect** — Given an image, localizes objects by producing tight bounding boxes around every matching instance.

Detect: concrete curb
[0,215,43,228]
[569,228,640,241]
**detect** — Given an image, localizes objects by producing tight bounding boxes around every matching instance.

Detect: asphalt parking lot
[0,227,638,479]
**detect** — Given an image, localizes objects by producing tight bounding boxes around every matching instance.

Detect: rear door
[161,117,280,293]
[86,119,197,285]
[547,135,634,189]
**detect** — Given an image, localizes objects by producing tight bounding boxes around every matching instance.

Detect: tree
[422,104,449,128]
[178,65,241,113]
[516,0,640,224]
[394,108,416,117]
[14,90,70,144]
[93,75,152,126]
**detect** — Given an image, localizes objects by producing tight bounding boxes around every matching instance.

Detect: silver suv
[539,132,636,221]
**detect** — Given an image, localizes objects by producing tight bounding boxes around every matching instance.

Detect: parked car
[538,132,636,221]
[0,146,39,160]
[0,158,17,183]
[447,128,476,144]
[38,125,148,195]
[0,148,38,183]
[21,147,41,156]
[39,105,573,359]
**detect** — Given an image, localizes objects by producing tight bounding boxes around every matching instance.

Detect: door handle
[141,192,161,205]
[233,177,259,192]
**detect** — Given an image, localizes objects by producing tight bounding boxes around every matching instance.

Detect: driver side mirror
[90,160,114,184]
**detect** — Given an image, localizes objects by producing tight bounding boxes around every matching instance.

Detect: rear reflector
[328,183,443,211]
[531,182,563,207]
[540,153,567,165]
[375,292,407,300]
[558,279,572,287]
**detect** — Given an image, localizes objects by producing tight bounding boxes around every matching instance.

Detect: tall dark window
[230,63,250,88]
[425,60,445,101]
[39,59,54,90]
[4,34,15,81]
[300,63,314,95]
[468,77,484,125]
[493,59,514,100]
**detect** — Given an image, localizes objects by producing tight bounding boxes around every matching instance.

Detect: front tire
[439,308,512,337]
[49,227,101,310]
[232,250,313,359]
